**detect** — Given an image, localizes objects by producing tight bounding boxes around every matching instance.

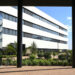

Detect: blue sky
[36,6,72,50]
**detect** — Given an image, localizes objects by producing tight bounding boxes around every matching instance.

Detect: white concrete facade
[0,6,68,50]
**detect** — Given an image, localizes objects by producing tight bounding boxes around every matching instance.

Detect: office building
[0,6,68,51]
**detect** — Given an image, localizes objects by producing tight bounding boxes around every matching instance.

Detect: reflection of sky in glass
[0,12,2,20]
[0,12,3,25]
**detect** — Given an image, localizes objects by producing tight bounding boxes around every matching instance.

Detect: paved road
[0,66,75,75]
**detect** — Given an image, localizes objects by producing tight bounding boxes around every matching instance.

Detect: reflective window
[15,18,17,22]
[24,9,33,16]
[0,12,2,20]
[2,12,67,38]
[22,20,25,25]
[21,8,67,31]
[25,33,32,38]
[25,21,67,37]
[15,30,17,35]
[0,32,2,35]
[9,29,13,34]
[3,27,67,44]
[8,15,12,21]
[25,21,33,27]
[6,14,9,19]
[2,13,17,22]
[22,32,25,37]
[5,28,9,34]
[0,39,2,42]
[59,27,67,32]
[12,30,16,35]
[12,6,67,32]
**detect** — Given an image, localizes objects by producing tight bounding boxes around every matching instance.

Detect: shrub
[26,60,33,66]
[22,59,29,66]
[2,58,15,65]
[52,52,57,56]
[67,53,72,65]
[44,60,51,66]
[44,52,51,59]
[22,59,26,65]
[63,60,69,66]
[51,60,58,66]
[0,56,2,65]
[58,61,63,66]
[23,49,27,56]
[58,54,66,60]
[22,59,33,66]
[2,55,16,58]
[32,59,39,66]
[38,51,44,58]
[29,54,36,60]
[6,58,12,65]
[0,50,2,57]
[39,59,45,66]
[13,60,17,65]
[0,55,2,58]
[2,60,7,65]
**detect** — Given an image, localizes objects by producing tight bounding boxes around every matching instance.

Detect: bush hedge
[1,58,72,66]
[2,55,16,58]
[58,54,67,60]
[44,52,51,59]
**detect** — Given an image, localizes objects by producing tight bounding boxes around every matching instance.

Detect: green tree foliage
[29,54,36,60]
[52,52,58,56]
[58,54,66,60]
[22,49,26,56]
[0,50,2,57]
[38,50,44,58]
[4,42,26,56]
[44,52,51,59]
[5,43,17,55]
[30,42,38,55]
[65,50,72,65]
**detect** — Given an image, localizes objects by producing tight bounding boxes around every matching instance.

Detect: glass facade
[0,12,3,48]
[12,6,67,32]
[3,27,67,44]
[2,12,67,38]
[3,28,17,35]
[2,13,17,22]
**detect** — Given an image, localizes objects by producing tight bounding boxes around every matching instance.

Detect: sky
[36,6,72,50]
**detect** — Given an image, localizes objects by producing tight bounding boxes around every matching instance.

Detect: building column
[17,0,23,68]
[72,5,75,68]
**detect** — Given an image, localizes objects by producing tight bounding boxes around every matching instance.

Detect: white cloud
[67,17,72,20]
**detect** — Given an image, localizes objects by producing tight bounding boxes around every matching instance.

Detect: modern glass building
[0,6,68,51]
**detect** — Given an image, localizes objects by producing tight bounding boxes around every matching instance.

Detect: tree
[30,42,38,55]
[5,43,17,55]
